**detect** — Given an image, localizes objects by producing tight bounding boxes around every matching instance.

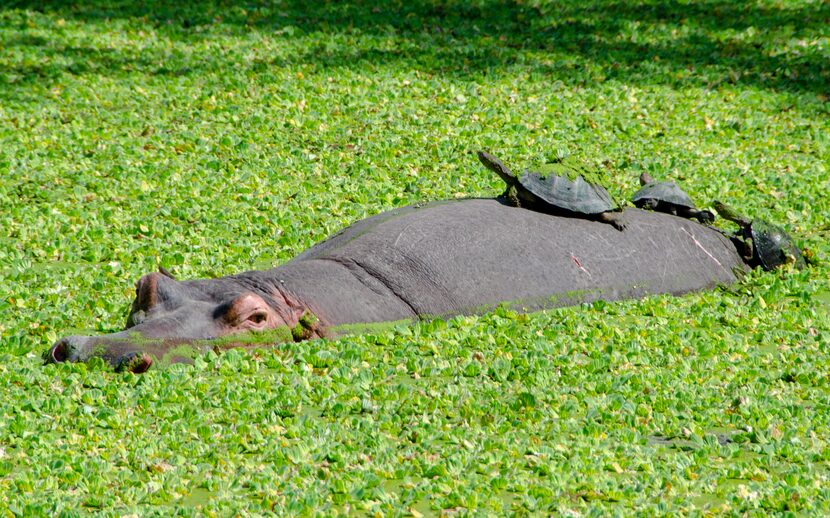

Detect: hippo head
[47,269,318,372]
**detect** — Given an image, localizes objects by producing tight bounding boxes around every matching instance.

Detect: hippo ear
[158,265,176,280]
[126,272,180,328]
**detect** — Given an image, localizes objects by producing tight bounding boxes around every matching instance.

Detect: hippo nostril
[48,336,90,364]
[131,354,153,374]
[116,352,154,374]
[50,339,70,363]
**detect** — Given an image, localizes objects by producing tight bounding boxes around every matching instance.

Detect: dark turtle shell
[750,220,806,270]
[519,171,615,215]
[631,181,696,209]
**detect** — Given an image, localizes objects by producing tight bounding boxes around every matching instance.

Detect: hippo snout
[48,336,93,363]
[47,336,154,373]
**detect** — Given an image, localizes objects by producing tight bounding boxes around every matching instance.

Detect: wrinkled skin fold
[48,200,748,372]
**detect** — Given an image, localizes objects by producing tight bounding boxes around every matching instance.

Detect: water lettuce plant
[1,0,828,514]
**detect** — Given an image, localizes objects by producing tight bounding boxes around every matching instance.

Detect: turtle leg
[641,199,659,210]
[501,186,521,208]
[729,236,753,263]
[745,239,755,264]
[597,211,627,231]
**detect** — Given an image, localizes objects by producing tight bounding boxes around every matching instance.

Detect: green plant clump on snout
[1,0,829,514]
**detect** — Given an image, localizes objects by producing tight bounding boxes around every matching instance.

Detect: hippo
[48,199,746,372]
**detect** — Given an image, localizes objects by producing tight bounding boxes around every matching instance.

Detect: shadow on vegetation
[2,0,828,96]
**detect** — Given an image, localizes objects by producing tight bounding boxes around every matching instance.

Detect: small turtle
[631,173,715,224]
[713,201,806,270]
[477,150,627,231]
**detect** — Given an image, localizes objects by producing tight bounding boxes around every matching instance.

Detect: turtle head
[697,209,716,225]
[712,201,751,228]
[639,172,655,186]
[477,150,517,185]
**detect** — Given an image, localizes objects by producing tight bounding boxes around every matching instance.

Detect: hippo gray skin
[48,199,746,372]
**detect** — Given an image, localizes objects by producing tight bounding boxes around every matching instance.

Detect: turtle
[631,172,715,224]
[476,150,627,231]
[712,201,806,270]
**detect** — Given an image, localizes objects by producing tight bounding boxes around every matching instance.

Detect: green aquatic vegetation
[1,0,829,514]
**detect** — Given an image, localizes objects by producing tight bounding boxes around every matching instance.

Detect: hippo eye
[248,312,267,325]
[128,310,146,327]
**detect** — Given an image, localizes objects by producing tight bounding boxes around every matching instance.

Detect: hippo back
[284,199,744,323]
